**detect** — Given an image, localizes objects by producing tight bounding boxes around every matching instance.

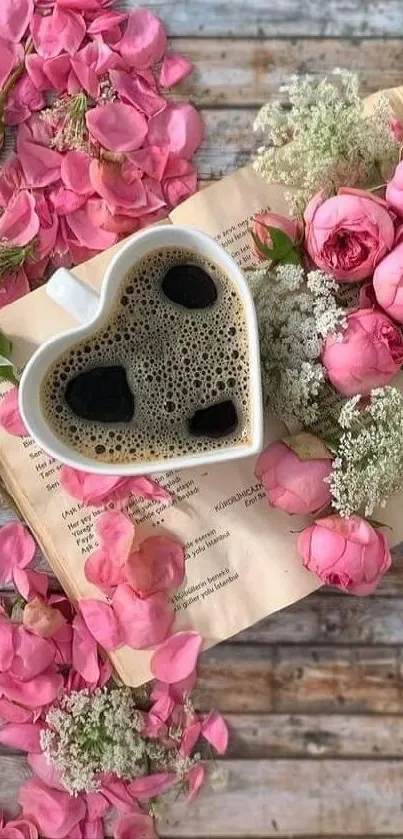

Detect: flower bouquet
[249,71,403,596]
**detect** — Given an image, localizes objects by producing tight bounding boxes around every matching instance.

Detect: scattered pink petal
[86,103,148,152]
[0,190,39,246]
[0,523,35,584]
[186,764,205,802]
[100,779,136,814]
[163,158,197,207]
[43,54,72,93]
[85,791,110,822]
[11,626,55,680]
[13,568,49,601]
[113,812,157,839]
[160,52,193,88]
[66,197,117,249]
[129,773,178,801]
[125,536,185,598]
[70,58,99,98]
[141,710,168,738]
[0,669,63,708]
[0,268,30,309]
[128,146,169,181]
[147,103,204,159]
[89,160,147,212]
[97,511,134,563]
[52,622,73,666]
[101,211,140,236]
[118,8,166,69]
[23,596,66,638]
[0,698,33,724]
[0,388,28,437]
[57,0,113,8]
[28,752,65,791]
[51,186,88,215]
[201,710,228,755]
[18,778,86,839]
[61,150,93,195]
[77,39,121,75]
[112,585,174,649]
[127,476,172,505]
[0,722,43,753]
[31,7,85,58]
[0,156,25,207]
[150,631,203,684]
[25,113,54,146]
[59,467,130,504]
[25,54,48,91]
[0,39,17,90]
[88,11,127,34]
[152,670,197,702]
[80,598,122,651]
[109,70,166,117]
[0,818,39,839]
[180,721,201,757]
[17,139,62,187]
[72,614,100,684]
[0,0,33,42]
[85,548,126,596]
[4,75,45,126]
[149,693,175,723]
[0,619,14,672]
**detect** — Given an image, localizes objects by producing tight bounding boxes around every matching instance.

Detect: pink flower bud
[23,597,66,639]
[298,514,391,596]
[251,211,300,260]
[255,433,332,516]
[322,307,403,396]
[304,188,395,282]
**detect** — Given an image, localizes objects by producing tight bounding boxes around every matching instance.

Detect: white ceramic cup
[19,225,263,475]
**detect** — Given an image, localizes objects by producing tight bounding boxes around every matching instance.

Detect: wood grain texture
[120,1,403,38]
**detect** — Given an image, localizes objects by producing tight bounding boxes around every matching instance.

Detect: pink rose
[304,188,395,282]
[251,211,300,260]
[386,161,403,215]
[23,596,66,638]
[255,432,332,516]
[373,241,403,323]
[298,514,391,596]
[322,307,403,396]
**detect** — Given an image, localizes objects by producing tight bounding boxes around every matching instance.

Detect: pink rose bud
[389,116,403,143]
[387,161,403,216]
[373,242,403,323]
[251,211,300,259]
[255,432,332,516]
[23,596,66,638]
[322,307,403,396]
[298,514,391,596]
[304,187,395,282]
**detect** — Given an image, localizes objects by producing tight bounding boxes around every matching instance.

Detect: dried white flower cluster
[327,387,403,517]
[43,93,90,153]
[253,70,399,211]
[248,263,346,425]
[40,687,197,795]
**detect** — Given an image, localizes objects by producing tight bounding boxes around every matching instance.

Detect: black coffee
[41,247,251,464]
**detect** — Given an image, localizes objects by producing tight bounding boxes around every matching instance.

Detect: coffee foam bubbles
[41,247,251,464]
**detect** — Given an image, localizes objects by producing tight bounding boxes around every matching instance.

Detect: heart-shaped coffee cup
[19,225,263,475]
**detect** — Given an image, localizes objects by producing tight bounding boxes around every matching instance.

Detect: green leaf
[251,226,302,266]
[0,330,12,360]
[0,329,17,386]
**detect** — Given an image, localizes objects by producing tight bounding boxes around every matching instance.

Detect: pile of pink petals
[0,0,203,308]
[0,518,228,838]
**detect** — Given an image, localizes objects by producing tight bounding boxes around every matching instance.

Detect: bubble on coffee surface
[41,247,251,464]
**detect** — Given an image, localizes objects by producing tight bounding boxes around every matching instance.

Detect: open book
[1,149,403,686]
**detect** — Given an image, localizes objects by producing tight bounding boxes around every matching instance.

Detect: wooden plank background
[2,1,403,836]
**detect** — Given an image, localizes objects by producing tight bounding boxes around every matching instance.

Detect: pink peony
[373,241,403,322]
[255,433,332,516]
[304,187,395,282]
[251,211,300,260]
[322,307,403,396]
[298,514,391,596]
[386,160,403,215]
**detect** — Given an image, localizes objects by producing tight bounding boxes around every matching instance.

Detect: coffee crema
[41,247,251,464]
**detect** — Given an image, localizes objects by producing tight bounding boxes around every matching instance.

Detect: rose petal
[0,156,25,207]
[0,698,33,724]
[85,791,110,822]
[128,773,178,801]
[4,75,45,126]
[13,568,49,601]
[60,150,93,195]
[127,146,169,182]
[163,159,197,208]
[25,54,49,91]
[70,58,99,98]
[150,631,203,684]
[0,669,63,707]
[0,190,39,246]
[0,523,35,584]
[80,599,122,651]
[86,103,148,152]
[27,752,65,790]
[113,813,157,839]
[0,0,33,42]
[31,7,85,58]
[186,764,205,802]
[118,8,166,69]
[0,619,14,671]
[25,113,54,146]
[59,467,128,504]
[11,626,55,680]
[0,40,18,90]
[100,780,136,814]
[112,585,174,649]
[0,269,30,309]
[50,186,87,215]
[201,710,228,755]
[109,70,166,118]
[160,52,193,88]
[147,103,204,159]
[88,12,127,34]
[72,614,100,684]
[0,820,39,839]
[0,388,28,437]
[52,623,73,666]
[17,139,62,188]
[127,476,172,504]
[43,54,71,93]
[180,721,201,757]
[85,549,126,596]
[125,536,185,598]
[18,778,86,839]
[66,198,117,249]
[0,722,43,753]
[89,160,147,212]
[141,709,168,738]
[97,511,135,563]
[23,596,66,639]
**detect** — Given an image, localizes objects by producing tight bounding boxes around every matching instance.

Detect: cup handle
[46,268,101,325]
